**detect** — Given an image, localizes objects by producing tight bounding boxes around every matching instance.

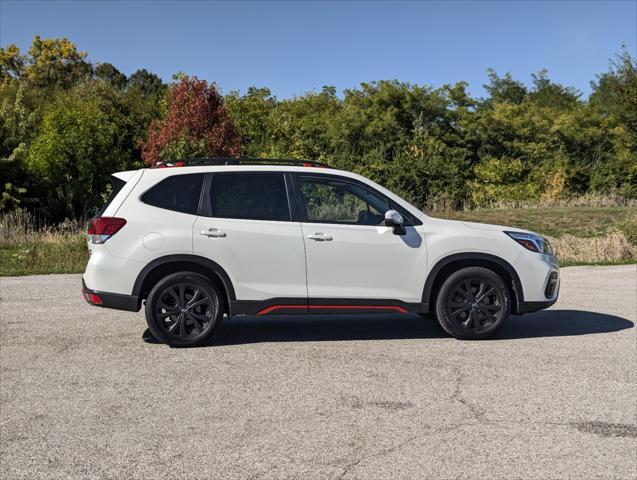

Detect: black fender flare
[421,252,524,309]
[132,254,236,301]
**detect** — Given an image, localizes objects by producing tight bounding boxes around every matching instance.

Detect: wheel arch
[132,255,236,314]
[422,253,524,314]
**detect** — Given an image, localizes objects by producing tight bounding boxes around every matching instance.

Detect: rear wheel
[145,272,223,347]
[435,267,510,340]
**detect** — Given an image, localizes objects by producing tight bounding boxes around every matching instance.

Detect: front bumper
[516,297,558,314]
[515,264,560,314]
[82,278,140,312]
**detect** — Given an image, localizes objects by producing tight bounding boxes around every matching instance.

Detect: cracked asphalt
[1,265,636,479]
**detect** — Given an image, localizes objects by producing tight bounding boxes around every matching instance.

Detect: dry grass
[0,211,88,276]
[549,232,637,265]
[0,210,85,245]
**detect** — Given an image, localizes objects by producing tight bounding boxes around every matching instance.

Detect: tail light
[87,217,127,244]
[82,288,102,305]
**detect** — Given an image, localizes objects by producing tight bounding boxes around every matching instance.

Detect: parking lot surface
[1,265,636,479]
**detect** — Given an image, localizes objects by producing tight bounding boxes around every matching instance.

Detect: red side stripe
[257,305,307,315]
[257,305,408,315]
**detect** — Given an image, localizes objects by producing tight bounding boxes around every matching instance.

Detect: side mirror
[384,210,406,235]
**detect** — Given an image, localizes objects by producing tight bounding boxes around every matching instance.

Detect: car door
[193,172,307,305]
[293,173,427,305]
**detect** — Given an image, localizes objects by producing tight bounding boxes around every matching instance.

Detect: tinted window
[299,177,390,225]
[141,173,204,215]
[210,173,290,221]
[95,175,126,218]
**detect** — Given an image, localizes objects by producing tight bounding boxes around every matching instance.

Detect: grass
[1,203,635,276]
[0,211,88,276]
[0,235,88,276]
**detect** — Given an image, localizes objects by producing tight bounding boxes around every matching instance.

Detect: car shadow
[142,309,634,347]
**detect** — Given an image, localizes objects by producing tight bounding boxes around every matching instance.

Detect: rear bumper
[82,278,140,312]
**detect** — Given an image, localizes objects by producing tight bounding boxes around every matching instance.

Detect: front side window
[298,176,391,225]
[141,173,204,215]
[209,173,290,221]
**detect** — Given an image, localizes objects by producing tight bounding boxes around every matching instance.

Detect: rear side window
[141,173,204,215]
[95,175,127,217]
[209,173,290,221]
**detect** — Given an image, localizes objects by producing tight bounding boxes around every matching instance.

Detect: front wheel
[435,267,510,340]
[145,272,223,347]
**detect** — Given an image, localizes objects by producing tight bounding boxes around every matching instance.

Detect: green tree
[127,69,165,96]
[0,44,26,84]
[95,62,127,89]
[23,36,92,90]
[268,86,342,160]
[225,87,277,157]
[529,70,581,109]
[483,69,528,104]
[26,81,135,219]
[0,86,39,210]
[589,49,637,197]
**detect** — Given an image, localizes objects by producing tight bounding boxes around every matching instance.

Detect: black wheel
[435,267,510,340]
[145,272,223,346]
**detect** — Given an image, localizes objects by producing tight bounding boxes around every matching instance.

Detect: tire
[434,266,511,340]
[145,272,223,347]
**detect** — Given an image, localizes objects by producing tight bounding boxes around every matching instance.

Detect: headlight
[504,231,552,254]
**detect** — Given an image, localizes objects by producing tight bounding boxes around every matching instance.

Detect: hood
[462,221,533,235]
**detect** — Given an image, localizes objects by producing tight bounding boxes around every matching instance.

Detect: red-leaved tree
[141,77,241,166]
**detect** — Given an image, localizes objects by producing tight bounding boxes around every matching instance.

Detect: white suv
[82,158,559,346]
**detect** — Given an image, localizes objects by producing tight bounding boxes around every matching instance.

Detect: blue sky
[1,0,635,99]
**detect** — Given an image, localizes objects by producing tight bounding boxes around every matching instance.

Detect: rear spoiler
[112,170,138,182]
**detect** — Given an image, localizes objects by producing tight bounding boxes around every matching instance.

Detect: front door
[294,173,427,306]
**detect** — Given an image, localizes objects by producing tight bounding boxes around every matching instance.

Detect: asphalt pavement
[1,265,636,479]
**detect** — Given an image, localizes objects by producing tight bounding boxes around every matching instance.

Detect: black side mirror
[385,210,406,235]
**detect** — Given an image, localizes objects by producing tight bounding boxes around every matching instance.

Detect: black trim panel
[82,278,140,312]
[309,298,422,312]
[230,297,424,316]
[516,298,557,314]
[230,298,308,315]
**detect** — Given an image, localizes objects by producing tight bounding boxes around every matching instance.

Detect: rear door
[193,172,307,305]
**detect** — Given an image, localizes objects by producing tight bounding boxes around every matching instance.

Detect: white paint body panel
[193,217,307,300]
[301,223,426,302]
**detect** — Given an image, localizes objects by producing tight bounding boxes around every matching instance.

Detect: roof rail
[153,157,331,169]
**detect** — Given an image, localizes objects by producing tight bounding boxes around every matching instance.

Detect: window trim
[139,172,206,216]
[291,173,422,227]
[199,171,295,222]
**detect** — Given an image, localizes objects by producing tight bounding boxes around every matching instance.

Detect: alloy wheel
[446,277,504,332]
[155,283,214,339]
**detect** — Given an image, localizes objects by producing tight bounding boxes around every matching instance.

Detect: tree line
[1,36,635,222]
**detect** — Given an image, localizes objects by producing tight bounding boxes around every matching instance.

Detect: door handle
[200,228,227,238]
[307,232,333,242]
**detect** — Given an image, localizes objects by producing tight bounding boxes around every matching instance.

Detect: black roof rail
[153,157,331,169]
